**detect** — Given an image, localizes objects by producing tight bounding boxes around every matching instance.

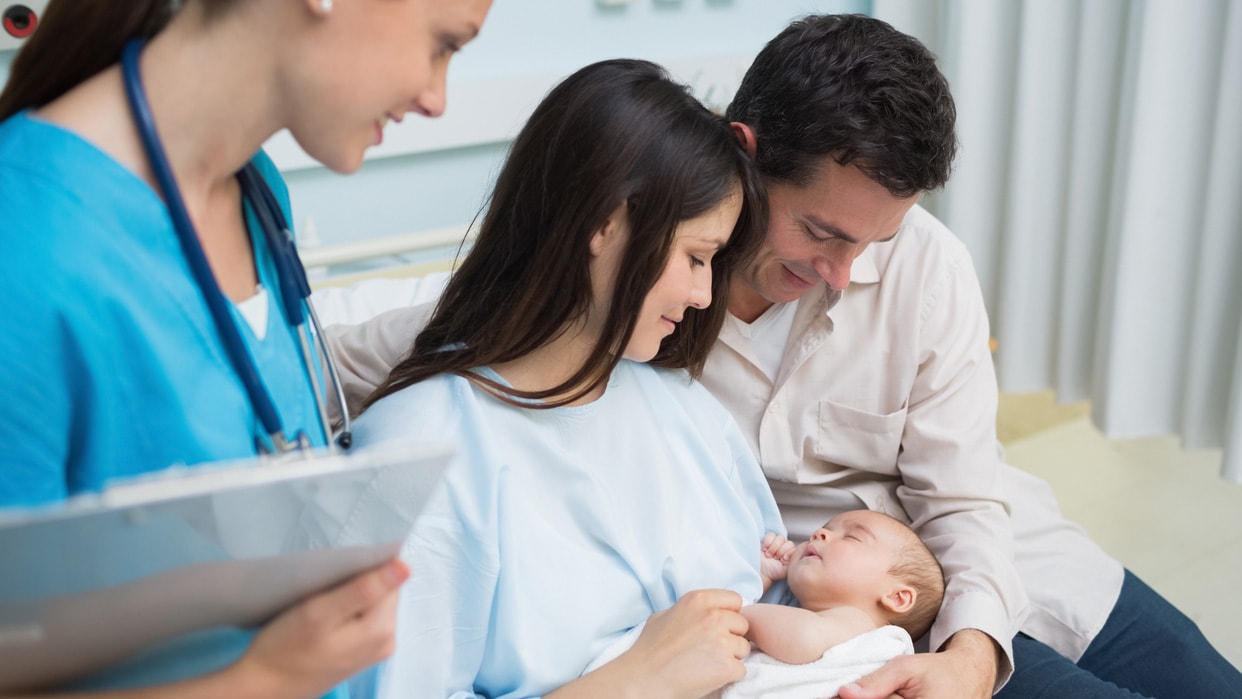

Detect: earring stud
[321,0,332,12]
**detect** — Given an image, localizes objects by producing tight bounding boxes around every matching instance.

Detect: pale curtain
[871,0,1242,481]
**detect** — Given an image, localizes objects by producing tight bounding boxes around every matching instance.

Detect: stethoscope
[120,38,352,454]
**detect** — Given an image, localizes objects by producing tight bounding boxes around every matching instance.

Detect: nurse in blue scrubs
[0,0,491,695]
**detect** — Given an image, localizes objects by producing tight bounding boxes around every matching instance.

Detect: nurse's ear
[589,201,630,258]
[307,0,334,17]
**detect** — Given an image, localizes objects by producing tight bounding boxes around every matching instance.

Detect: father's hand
[837,629,998,699]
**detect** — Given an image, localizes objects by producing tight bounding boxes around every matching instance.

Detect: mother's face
[622,187,742,363]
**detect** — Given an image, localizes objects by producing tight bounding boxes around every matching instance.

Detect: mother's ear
[590,202,630,257]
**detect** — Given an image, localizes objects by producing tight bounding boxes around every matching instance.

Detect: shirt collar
[814,244,878,318]
[850,244,880,285]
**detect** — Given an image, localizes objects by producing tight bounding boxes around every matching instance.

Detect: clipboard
[0,442,453,693]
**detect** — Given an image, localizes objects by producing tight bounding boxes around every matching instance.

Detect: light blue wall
[1,1,868,249]
[287,0,868,248]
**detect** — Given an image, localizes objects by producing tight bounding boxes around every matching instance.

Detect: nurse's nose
[409,68,448,118]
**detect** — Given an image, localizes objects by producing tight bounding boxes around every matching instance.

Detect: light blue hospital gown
[0,111,339,696]
[352,361,786,699]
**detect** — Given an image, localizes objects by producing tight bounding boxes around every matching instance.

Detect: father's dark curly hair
[726,14,957,197]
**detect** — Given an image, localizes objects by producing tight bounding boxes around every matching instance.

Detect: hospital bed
[306,227,466,327]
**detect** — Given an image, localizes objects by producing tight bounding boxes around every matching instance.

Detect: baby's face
[785,510,911,611]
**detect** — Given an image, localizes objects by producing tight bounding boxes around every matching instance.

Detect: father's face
[731,160,919,319]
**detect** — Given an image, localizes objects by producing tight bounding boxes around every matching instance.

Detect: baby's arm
[758,532,794,591]
[741,604,879,665]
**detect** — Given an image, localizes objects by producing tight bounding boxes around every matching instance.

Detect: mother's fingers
[678,587,744,612]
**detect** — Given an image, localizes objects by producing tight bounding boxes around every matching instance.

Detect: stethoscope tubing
[237,153,354,449]
[120,38,351,453]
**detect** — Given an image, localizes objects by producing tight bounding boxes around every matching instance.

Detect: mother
[352,59,782,698]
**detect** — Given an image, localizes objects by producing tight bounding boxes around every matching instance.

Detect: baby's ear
[881,584,916,615]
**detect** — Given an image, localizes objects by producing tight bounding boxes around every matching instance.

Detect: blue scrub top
[0,111,341,696]
[0,110,325,506]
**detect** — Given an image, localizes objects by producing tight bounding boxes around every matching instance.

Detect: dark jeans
[996,570,1242,698]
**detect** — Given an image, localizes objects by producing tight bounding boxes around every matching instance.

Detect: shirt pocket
[813,400,907,475]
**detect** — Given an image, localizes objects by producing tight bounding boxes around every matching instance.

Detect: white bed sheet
[311,271,450,327]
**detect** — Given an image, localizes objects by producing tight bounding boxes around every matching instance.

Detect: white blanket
[585,623,912,699]
[714,625,913,699]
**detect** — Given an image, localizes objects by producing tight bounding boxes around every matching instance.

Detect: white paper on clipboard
[0,441,453,693]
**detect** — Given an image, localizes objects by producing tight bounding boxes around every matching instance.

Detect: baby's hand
[759,532,795,585]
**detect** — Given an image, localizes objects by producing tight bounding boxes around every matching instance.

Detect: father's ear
[881,585,916,615]
[730,122,758,158]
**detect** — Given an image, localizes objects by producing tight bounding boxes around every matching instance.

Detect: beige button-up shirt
[700,205,1122,687]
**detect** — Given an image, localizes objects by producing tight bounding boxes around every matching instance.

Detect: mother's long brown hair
[362,59,767,411]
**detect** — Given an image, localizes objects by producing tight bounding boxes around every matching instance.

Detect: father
[326,13,1241,698]
[706,13,1239,699]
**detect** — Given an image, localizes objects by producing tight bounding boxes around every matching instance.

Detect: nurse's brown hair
[0,0,237,120]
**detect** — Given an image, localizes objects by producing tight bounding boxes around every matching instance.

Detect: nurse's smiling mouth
[375,112,404,146]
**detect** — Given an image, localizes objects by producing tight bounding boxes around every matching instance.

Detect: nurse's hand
[233,558,410,699]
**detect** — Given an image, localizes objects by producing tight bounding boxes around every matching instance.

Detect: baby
[721,509,946,699]
[585,510,945,699]
[750,508,945,662]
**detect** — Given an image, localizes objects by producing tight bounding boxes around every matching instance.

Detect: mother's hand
[556,589,751,699]
[627,589,751,697]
